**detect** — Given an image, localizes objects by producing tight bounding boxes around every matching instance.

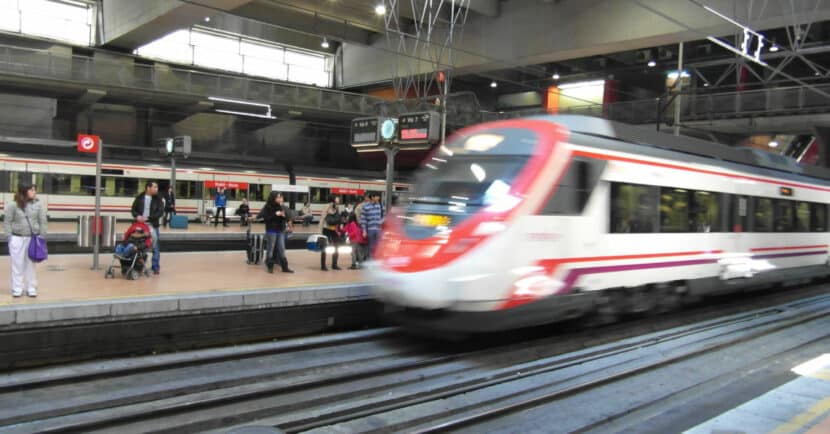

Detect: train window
[659,188,689,232]
[811,203,827,232]
[80,176,97,196]
[174,181,199,200]
[49,174,74,195]
[541,159,603,215]
[8,172,38,193]
[795,202,810,232]
[116,178,139,197]
[691,191,722,232]
[249,184,270,202]
[753,198,774,232]
[610,183,658,233]
[310,187,330,203]
[773,200,795,232]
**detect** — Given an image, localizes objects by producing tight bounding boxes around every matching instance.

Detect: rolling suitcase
[246,229,265,264]
[169,215,188,229]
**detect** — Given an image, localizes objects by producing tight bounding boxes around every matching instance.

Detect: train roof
[531,115,830,183]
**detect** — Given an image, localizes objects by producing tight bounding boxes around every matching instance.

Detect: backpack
[325,212,340,226]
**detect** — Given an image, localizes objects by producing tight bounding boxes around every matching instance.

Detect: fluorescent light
[204,16,211,22]
[207,96,270,109]
[490,81,498,88]
[470,163,486,182]
[768,140,779,148]
[375,4,386,15]
[667,70,691,79]
[647,60,657,67]
[215,109,276,119]
[703,82,710,87]
[552,73,560,80]
[770,45,779,52]
[199,167,214,170]
[706,36,769,66]
[558,79,606,90]
[321,37,329,49]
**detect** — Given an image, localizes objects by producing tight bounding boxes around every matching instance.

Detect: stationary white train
[370,115,830,332]
[0,155,409,221]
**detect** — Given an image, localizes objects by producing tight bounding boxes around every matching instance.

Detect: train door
[723,194,750,279]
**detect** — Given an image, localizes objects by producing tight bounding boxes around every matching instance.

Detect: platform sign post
[78,134,102,270]
[384,147,398,214]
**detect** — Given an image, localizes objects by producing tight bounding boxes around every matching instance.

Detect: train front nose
[368,257,459,309]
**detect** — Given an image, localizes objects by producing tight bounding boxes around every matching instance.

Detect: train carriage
[0,155,409,222]
[369,115,830,332]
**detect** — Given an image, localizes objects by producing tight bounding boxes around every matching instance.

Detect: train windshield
[402,128,535,239]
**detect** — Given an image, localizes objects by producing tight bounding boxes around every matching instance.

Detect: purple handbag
[25,215,48,263]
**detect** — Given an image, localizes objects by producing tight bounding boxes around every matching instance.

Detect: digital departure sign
[351,117,380,147]
[397,111,440,144]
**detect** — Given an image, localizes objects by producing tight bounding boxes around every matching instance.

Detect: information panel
[397,111,440,145]
[351,117,380,147]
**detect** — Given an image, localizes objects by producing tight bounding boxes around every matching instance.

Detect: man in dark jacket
[131,181,164,274]
[162,186,176,227]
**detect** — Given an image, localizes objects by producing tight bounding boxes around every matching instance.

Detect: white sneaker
[11,291,22,298]
[26,289,37,297]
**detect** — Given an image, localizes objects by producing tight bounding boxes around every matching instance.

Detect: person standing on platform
[4,183,47,297]
[236,198,250,227]
[361,193,383,258]
[261,192,294,273]
[319,196,341,271]
[214,187,228,227]
[354,195,369,228]
[131,181,164,275]
[162,186,175,228]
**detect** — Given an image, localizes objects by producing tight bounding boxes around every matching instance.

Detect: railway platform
[0,251,377,369]
[0,221,321,253]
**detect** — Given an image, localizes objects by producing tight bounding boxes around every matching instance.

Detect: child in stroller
[105,221,153,280]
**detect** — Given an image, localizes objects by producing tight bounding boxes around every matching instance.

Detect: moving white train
[0,155,410,221]
[370,115,830,332]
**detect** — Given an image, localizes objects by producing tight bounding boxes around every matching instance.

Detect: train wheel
[656,281,687,313]
[627,285,657,314]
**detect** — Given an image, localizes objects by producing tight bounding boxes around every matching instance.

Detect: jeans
[151,226,160,271]
[367,230,381,258]
[214,207,227,226]
[264,231,286,266]
[163,209,175,226]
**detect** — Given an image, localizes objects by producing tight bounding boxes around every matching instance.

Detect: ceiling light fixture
[207,96,270,108]
[490,81,497,88]
[769,45,779,52]
[552,73,560,80]
[215,109,276,119]
[768,140,779,148]
[204,16,211,23]
[321,37,330,49]
[647,60,657,67]
[375,4,386,15]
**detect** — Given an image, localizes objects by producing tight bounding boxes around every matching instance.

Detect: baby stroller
[105,225,152,280]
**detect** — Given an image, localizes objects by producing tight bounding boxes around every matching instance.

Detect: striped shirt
[360,202,383,232]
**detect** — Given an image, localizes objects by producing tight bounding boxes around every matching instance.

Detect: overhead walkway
[0,43,380,119]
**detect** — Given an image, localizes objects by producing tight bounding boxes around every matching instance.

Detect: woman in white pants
[4,183,47,297]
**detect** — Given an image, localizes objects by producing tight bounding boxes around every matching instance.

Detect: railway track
[1,284,829,434]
